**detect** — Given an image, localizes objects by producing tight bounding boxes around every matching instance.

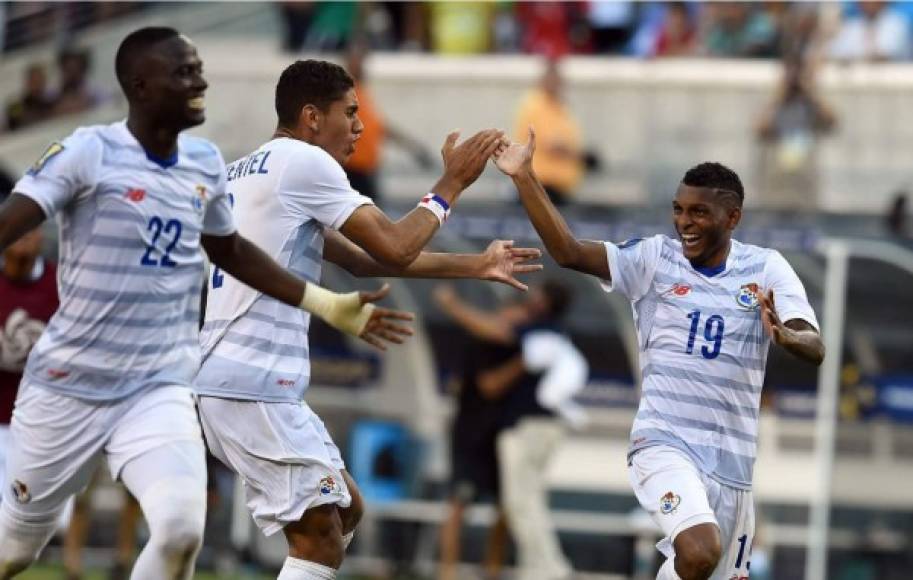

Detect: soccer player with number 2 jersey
[196,59,541,580]
[0,28,409,579]
[492,128,825,580]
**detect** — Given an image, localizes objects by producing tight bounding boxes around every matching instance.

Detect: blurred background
[1,1,912,579]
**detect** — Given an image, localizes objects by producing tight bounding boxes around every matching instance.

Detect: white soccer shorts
[629,445,755,580]
[1,383,204,522]
[196,396,351,536]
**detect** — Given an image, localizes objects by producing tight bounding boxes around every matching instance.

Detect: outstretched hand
[492,126,536,177]
[356,283,415,351]
[440,129,508,192]
[478,240,543,291]
[758,288,788,346]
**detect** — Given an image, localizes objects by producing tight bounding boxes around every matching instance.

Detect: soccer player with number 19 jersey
[0,28,407,580]
[493,130,825,580]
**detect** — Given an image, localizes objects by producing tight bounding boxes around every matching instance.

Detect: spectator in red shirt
[0,213,58,492]
[653,2,698,57]
[516,2,589,57]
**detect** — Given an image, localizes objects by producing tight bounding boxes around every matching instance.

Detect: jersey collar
[693,261,726,278]
[117,120,180,169]
[689,240,737,278]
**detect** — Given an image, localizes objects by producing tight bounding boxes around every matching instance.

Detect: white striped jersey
[603,235,818,490]
[13,120,235,401]
[196,138,372,403]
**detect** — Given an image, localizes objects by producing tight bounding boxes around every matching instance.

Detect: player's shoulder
[57,122,116,153]
[290,138,339,165]
[613,233,668,249]
[278,138,346,179]
[732,238,780,263]
[179,133,224,174]
[26,123,112,177]
[730,239,784,278]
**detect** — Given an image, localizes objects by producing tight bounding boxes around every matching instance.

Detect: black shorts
[449,431,500,503]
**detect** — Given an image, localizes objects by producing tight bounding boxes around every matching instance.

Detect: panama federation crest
[11,480,31,504]
[735,283,760,310]
[659,491,681,515]
[318,475,341,496]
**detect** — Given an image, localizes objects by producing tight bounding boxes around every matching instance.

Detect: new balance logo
[124,188,146,202]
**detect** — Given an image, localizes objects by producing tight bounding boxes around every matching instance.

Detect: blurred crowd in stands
[1,2,145,53]
[277,1,913,62]
[4,46,109,132]
[5,1,913,62]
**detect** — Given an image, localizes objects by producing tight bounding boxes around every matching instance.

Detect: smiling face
[133,35,208,130]
[307,88,363,165]
[672,184,741,268]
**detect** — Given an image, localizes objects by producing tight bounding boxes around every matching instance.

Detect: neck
[127,112,179,159]
[692,240,732,270]
[273,124,309,143]
[3,255,37,282]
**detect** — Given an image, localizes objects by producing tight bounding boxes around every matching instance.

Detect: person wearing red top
[0,222,58,491]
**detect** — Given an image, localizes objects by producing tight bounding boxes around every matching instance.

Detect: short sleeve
[13,130,101,219]
[764,250,819,331]
[278,147,373,230]
[202,153,236,236]
[600,235,664,302]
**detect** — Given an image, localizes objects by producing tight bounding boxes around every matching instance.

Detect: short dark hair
[682,162,744,206]
[541,280,573,321]
[275,60,354,127]
[115,27,180,93]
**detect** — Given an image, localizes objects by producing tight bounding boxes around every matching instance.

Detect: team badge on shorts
[11,480,31,504]
[735,283,760,310]
[318,475,341,496]
[659,491,681,515]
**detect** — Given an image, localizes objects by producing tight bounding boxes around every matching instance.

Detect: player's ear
[727,205,742,230]
[126,76,145,102]
[300,104,321,133]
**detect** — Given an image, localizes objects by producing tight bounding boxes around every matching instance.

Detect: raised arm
[477,354,526,400]
[324,230,541,291]
[0,194,47,253]
[432,284,515,345]
[202,232,413,350]
[492,128,610,280]
[758,289,825,366]
[340,129,506,268]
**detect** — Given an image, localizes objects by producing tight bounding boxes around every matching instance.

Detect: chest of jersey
[86,163,212,271]
[643,266,767,365]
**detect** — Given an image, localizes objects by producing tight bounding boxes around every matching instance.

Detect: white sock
[341,531,354,551]
[657,557,683,580]
[277,557,336,580]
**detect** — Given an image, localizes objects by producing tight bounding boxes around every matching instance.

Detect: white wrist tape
[298,283,375,337]
[417,193,450,225]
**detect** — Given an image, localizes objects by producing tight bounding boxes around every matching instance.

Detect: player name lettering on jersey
[196,137,373,403]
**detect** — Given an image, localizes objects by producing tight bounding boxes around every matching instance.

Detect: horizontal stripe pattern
[20,121,224,402]
[199,139,373,403]
[643,363,760,393]
[619,236,790,488]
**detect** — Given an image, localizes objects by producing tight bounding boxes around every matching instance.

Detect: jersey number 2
[140,217,182,267]
[685,310,724,359]
[210,193,234,288]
